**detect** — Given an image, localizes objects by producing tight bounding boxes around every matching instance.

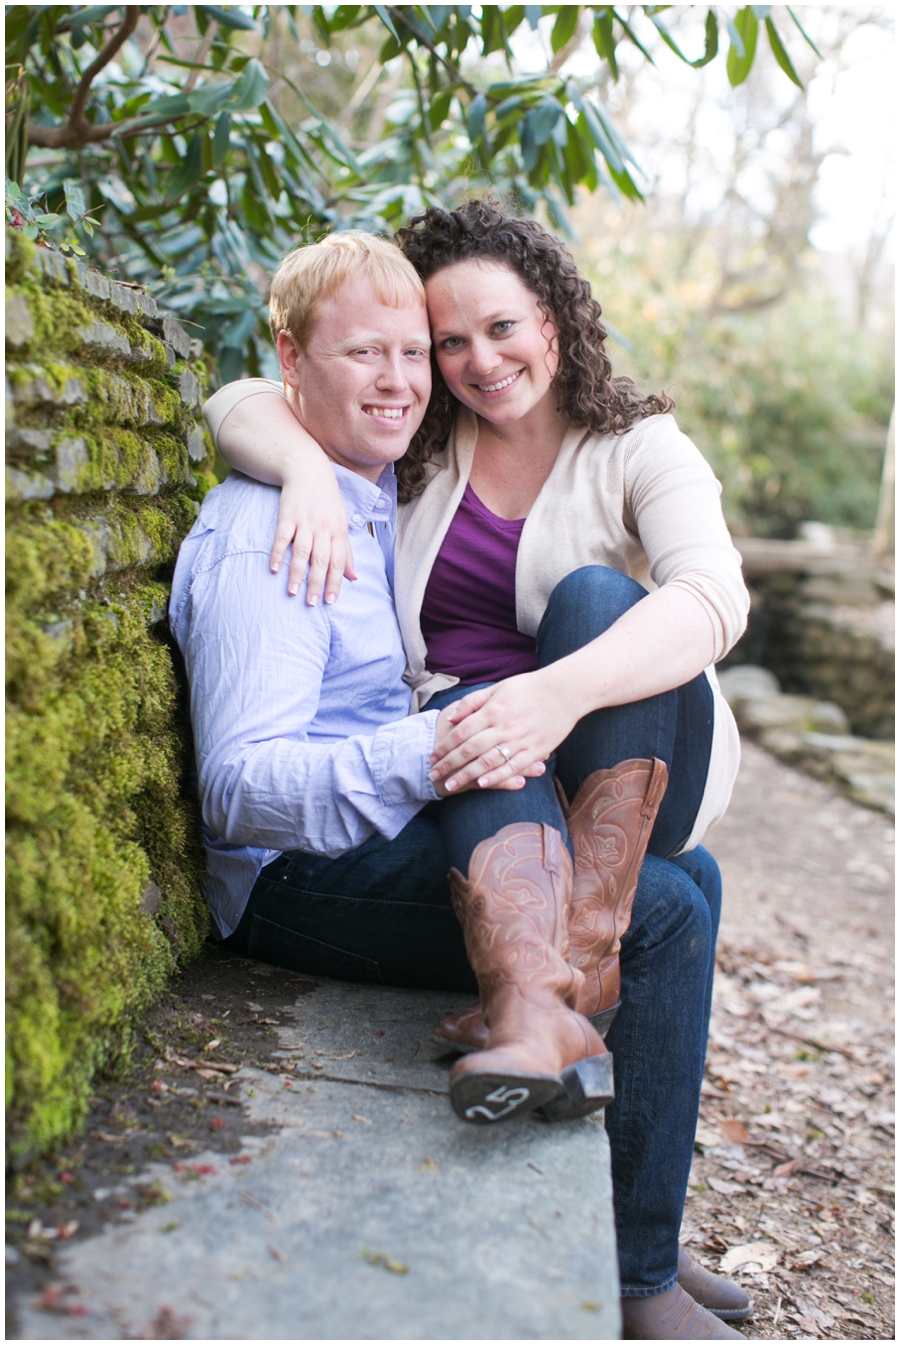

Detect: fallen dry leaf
[707,1177,745,1196]
[719,1241,780,1274]
[719,1119,750,1145]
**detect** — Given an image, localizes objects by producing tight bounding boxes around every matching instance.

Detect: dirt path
[688,740,895,1340]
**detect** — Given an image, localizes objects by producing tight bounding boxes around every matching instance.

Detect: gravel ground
[688,739,895,1341]
[6,738,894,1340]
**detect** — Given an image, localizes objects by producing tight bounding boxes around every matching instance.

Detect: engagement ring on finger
[496,744,512,763]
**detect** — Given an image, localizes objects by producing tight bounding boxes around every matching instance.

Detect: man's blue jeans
[226,567,721,1295]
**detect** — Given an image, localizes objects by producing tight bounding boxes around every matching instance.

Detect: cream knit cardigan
[205,381,750,852]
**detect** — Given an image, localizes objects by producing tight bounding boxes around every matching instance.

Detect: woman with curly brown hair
[203,201,752,1339]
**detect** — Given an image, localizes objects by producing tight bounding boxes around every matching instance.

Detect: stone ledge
[10,978,620,1341]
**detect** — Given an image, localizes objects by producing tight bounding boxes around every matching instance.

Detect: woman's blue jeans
[227,566,721,1295]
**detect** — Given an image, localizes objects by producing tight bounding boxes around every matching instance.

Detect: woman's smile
[471,367,524,396]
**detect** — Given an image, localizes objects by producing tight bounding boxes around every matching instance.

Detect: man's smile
[362,404,408,420]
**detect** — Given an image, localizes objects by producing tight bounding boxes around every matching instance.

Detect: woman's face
[425,260,559,427]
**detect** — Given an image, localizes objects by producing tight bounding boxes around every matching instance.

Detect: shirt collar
[332,461,397,530]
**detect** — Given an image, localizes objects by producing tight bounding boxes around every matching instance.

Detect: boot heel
[536,1052,615,1123]
[589,1001,620,1039]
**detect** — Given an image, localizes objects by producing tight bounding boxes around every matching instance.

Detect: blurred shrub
[582,236,893,538]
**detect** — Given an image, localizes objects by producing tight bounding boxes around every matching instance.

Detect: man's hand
[430,669,579,793]
[432,702,547,795]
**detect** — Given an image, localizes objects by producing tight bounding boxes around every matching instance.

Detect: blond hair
[268,231,425,348]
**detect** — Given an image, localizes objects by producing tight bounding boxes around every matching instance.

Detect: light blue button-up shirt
[170,466,440,937]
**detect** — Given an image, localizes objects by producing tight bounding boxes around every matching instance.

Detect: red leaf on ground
[720,1119,750,1145]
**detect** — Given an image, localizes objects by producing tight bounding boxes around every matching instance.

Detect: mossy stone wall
[6,230,217,1165]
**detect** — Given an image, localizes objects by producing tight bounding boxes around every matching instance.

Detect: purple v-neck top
[420,483,539,684]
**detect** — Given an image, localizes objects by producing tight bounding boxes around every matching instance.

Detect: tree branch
[71,7,140,126]
[384,7,477,96]
[27,8,140,150]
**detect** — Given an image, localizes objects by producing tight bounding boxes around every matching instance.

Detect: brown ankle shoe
[678,1248,753,1322]
[447,823,613,1125]
[564,758,668,1018]
[621,1285,747,1339]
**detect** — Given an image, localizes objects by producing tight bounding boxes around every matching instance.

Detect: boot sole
[704,1305,754,1322]
[536,1052,615,1122]
[449,1071,562,1124]
[433,1002,621,1056]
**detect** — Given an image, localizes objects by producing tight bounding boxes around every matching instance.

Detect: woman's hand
[431,703,547,796]
[271,475,357,605]
[214,389,357,606]
[429,668,578,793]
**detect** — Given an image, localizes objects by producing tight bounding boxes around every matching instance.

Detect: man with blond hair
[170,233,529,984]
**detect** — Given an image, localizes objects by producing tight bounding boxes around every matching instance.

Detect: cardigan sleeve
[203,377,285,443]
[623,416,750,661]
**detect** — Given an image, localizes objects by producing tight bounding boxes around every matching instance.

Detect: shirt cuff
[370,708,441,810]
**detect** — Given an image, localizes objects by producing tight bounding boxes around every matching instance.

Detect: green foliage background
[576,208,892,538]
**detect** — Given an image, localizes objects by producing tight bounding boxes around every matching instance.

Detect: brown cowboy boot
[621,1285,747,1339]
[565,758,669,1022]
[434,759,668,1055]
[447,822,613,1126]
[677,1249,753,1322]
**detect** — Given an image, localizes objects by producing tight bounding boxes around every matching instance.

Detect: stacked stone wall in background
[724,542,894,742]
[6,230,217,1164]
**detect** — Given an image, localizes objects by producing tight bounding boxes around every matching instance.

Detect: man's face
[279,276,431,482]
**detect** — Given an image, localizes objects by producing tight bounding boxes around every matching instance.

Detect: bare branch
[27,8,139,150]
[70,8,140,127]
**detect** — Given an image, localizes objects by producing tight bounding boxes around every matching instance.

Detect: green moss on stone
[6,234,214,1164]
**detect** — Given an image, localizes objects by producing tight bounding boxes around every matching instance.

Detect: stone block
[52,438,90,494]
[6,293,34,348]
[77,321,131,360]
[176,369,201,408]
[717,665,781,704]
[162,342,177,371]
[736,693,850,737]
[106,374,165,428]
[186,424,206,462]
[148,312,192,359]
[108,282,139,315]
[74,519,112,578]
[127,447,164,497]
[125,344,155,368]
[71,262,111,301]
[140,881,163,916]
[11,367,87,408]
[6,466,55,502]
[134,291,159,320]
[40,619,75,652]
[37,248,69,286]
[7,428,52,457]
